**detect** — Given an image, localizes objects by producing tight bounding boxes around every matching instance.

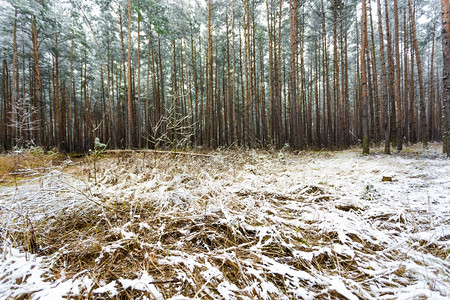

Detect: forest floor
[0,144,449,299]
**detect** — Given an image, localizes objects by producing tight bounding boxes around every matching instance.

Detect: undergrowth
[1,148,449,299]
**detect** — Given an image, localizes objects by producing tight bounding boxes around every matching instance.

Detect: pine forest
[0,0,448,155]
[0,0,450,299]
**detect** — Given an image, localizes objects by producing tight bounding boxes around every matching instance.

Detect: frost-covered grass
[1,144,449,299]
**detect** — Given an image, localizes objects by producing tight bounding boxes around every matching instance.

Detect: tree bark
[54,33,62,150]
[11,8,18,146]
[442,0,450,156]
[289,0,298,148]
[408,0,427,148]
[69,27,74,152]
[377,0,389,154]
[361,0,369,154]
[393,0,402,150]
[207,0,213,147]
[127,0,133,149]
[384,0,396,150]
[32,16,44,147]
[429,23,436,141]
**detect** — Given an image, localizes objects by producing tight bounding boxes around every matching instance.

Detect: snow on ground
[0,144,449,299]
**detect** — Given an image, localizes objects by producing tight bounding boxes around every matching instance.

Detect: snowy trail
[1,146,449,299]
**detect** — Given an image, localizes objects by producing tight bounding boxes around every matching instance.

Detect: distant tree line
[0,0,448,155]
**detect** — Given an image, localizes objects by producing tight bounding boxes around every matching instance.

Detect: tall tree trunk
[333,0,341,148]
[442,0,450,156]
[361,0,369,154]
[429,23,436,141]
[119,6,127,148]
[314,40,321,147]
[32,16,44,146]
[69,27,74,152]
[11,8,18,146]
[403,12,409,145]
[377,0,389,153]
[259,46,268,146]
[146,24,152,148]
[277,0,283,147]
[368,0,380,145]
[199,35,204,145]
[207,0,214,148]
[106,33,115,148]
[126,0,133,149]
[226,11,232,145]
[410,38,417,143]
[2,60,10,149]
[408,0,427,148]
[322,0,333,148]
[384,0,396,149]
[54,33,62,151]
[137,1,141,148]
[436,68,443,139]
[266,0,274,145]
[157,35,165,141]
[231,0,238,145]
[243,0,250,146]
[393,0,402,150]
[289,0,298,148]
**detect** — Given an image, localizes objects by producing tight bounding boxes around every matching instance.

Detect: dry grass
[0,150,71,186]
[1,147,449,299]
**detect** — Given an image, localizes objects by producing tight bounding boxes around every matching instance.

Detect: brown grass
[0,151,71,186]
[2,147,448,299]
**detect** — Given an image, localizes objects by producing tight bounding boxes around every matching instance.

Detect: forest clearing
[1,0,450,298]
[0,144,449,299]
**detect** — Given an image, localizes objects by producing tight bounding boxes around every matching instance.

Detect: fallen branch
[105,149,215,158]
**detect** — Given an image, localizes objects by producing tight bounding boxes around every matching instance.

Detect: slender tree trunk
[377,0,389,154]
[289,0,298,148]
[83,48,89,149]
[322,0,333,148]
[393,0,402,150]
[277,0,283,146]
[442,0,450,156]
[199,35,204,145]
[408,0,427,148]
[259,46,268,146]
[368,0,380,145]
[158,36,165,139]
[226,11,232,145]
[429,23,436,141]
[69,28,74,152]
[243,0,250,146]
[145,24,152,148]
[436,68,442,139]
[361,0,369,154]
[32,16,43,146]
[126,0,133,149]
[2,60,10,149]
[119,6,127,148]
[266,0,274,145]
[137,1,141,148]
[410,38,417,143]
[231,0,238,146]
[384,0,396,149]
[403,12,409,145]
[333,0,341,148]
[314,40,321,147]
[54,33,63,150]
[207,0,214,148]
[11,8,18,146]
